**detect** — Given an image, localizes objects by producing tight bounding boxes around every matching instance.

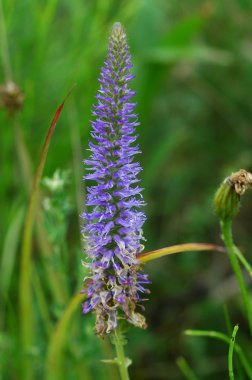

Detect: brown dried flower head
[226,169,252,195]
[0,81,25,115]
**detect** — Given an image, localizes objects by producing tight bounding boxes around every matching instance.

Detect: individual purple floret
[81,22,150,336]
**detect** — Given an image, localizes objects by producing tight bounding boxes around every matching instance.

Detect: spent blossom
[82,22,150,336]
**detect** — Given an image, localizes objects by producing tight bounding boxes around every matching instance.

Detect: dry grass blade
[138,243,225,263]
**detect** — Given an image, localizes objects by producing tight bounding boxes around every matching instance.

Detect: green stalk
[113,329,130,380]
[177,357,199,380]
[228,325,239,380]
[45,292,86,380]
[233,246,252,279]
[33,270,53,337]
[0,0,12,81]
[220,220,252,336]
[185,329,252,379]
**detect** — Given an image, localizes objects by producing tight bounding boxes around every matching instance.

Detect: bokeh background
[1,0,252,379]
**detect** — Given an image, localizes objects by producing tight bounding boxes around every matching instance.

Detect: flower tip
[112,22,124,35]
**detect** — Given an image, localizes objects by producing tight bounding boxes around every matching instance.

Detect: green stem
[0,0,12,81]
[220,220,252,336]
[185,329,252,379]
[113,329,130,380]
[45,293,86,380]
[228,324,239,380]
[234,246,252,279]
[177,357,199,380]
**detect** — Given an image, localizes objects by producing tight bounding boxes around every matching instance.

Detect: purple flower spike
[82,22,150,336]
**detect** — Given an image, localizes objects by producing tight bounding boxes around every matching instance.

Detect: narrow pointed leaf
[45,293,86,380]
[19,88,73,379]
[138,243,225,263]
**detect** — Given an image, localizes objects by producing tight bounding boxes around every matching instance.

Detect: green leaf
[1,205,25,295]
[45,293,86,380]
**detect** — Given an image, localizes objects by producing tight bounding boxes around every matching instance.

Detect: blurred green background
[1,0,252,379]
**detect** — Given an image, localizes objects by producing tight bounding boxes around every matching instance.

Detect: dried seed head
[227,169,252,195]
[0,81,25,114]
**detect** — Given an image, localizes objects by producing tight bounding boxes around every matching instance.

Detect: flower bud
[214,180,240,221]
[214,169,252,221]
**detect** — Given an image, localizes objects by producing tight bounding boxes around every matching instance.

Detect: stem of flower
[185,329,252,379]
[228,324,239,380]
[220,219,252,336]
[113,328,130,380]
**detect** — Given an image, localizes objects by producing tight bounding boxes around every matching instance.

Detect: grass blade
[45,293,86,380]
[19,89,72,379]
[138,243,225,263]
[1,205,25,296]
[185,329,252,379]
[233,246,252,279]
[177,357,199,380]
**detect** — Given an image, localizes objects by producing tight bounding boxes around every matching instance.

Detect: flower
[214,169,252,221]
[81,22,150,336]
